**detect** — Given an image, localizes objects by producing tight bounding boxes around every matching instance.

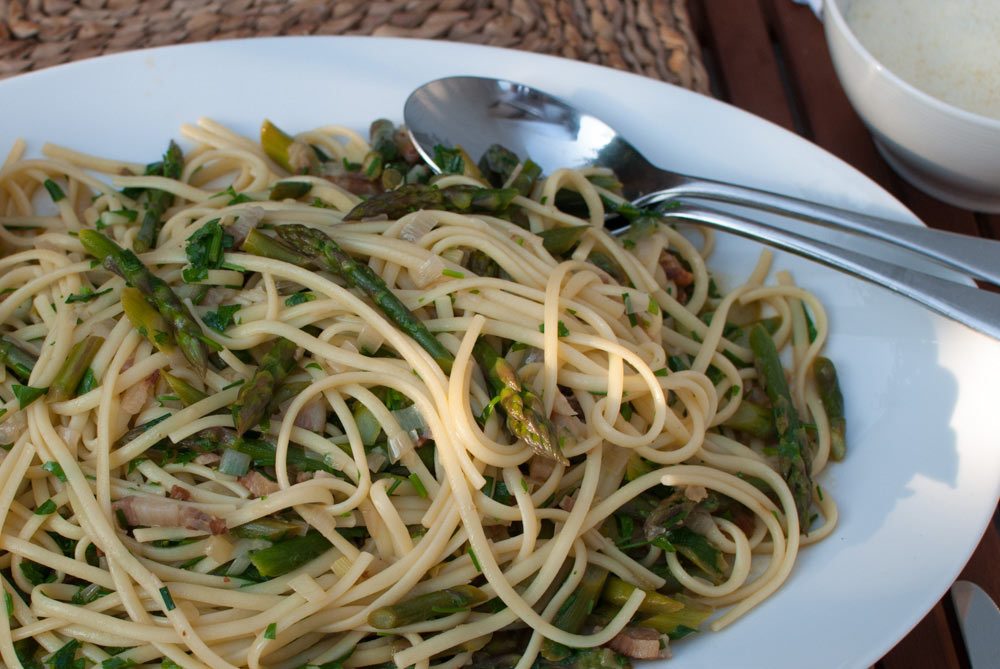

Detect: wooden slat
[880,603,965,669]
[698,0,795,131]
[959,517,1000,612]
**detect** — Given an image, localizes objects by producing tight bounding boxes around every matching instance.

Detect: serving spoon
[404,76,1000,286]
[403,75,1000,340]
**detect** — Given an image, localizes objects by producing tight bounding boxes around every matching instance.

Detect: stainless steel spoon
[404,75,1000,286]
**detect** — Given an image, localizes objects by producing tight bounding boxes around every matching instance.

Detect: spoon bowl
[404,75,1000,287]
[404,76,665,199]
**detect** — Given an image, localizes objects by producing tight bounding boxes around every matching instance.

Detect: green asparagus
[79,231,209,371]
[539,226,587,257]
[269,224,455,374]
[232,337,297,435]
[134,140,183,253]
[342,184,516,221]
[473,338,567,465]
[367,585,488,629]
[748,323,813,528]
[721,400,776,439]
[162,371,207,406]
[540,564,610,660]
[182,426,336,475]
[600,576,682,615]
[0,334,36,383]
[241,228,312,266]
[47,336,103,402]
[249,532,332,577]
[120,287,173,355]
[260,119,319,175]
[813,356,846,461]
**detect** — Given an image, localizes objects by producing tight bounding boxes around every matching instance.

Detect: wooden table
[686,1,999,666]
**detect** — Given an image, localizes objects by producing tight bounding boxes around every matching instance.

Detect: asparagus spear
[633,594,713,639]
[0,334,36,383]
[813,356,846,461]
[232,337,297,435]
[473,338,567,465]
[78,230,210,372]
[360,118,401,181]
[47,336,103,402]
[260,119,319,175]
[600,576,682,616]
[133,140,183,253]
[241,228,312,266]
[121,287,173,355]
[539,226,587,257]
[367,585,488,629]
[748,323,813,528]
[269,224,455,374]
[540,565,610,660]
[721,400,776,438]
[249,532,332,577]
[342,184,516,221]
[177,426,337,475]
[162,371,207,406]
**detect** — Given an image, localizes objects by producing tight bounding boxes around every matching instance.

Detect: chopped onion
[293,395,327,432]
[226,206,265,248]
[411,255,446,288]
[387,433,416,463]
[219,448,251,477]
[205,535,234,563]
[366,449,387,473]
[0,411,27,445]
[398,210,437,242]
[354,404,381,447]
[390,405,429,436]
[356,324,384,356]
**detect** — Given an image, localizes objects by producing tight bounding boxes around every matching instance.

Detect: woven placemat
[0,0,709,92]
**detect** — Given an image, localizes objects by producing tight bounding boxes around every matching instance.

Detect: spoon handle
[635,179,1000,285]
[667,204,1000,341]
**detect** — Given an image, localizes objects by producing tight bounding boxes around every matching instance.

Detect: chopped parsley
[538,321,569,337]
[43,179,66,202]
[467,546,482,572]
[65,287,112,304]
[202,304,240,333]
[12,384,47,409]
[408,473,428,499]
[441,268,465,279]
[183,219,232,283]
[284,292,315,307]
[264,623,277,640]
[75,368,98,395]
[34,499,57,515]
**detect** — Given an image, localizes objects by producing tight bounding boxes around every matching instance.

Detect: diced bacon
[238,470,280,498]
[113,495,226,535]
[194,453,221,466]
[607,627,670,659]
[120,370,159,415]
[169,485,191,501]
[659,252,694,287]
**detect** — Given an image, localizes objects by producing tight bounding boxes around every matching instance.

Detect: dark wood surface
[687,1,999,667]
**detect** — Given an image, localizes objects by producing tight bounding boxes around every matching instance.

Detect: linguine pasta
[0,117,842,668]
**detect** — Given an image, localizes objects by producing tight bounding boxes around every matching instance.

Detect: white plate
[3,37,998,669]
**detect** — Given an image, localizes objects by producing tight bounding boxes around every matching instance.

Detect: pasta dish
[0,116,845,668]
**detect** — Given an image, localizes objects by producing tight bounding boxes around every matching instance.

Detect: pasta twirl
[0,117,843,669]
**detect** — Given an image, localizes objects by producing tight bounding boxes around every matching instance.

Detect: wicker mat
[0,0,709,92]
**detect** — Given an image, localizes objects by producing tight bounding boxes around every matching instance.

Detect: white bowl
[824,0,1000,211]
